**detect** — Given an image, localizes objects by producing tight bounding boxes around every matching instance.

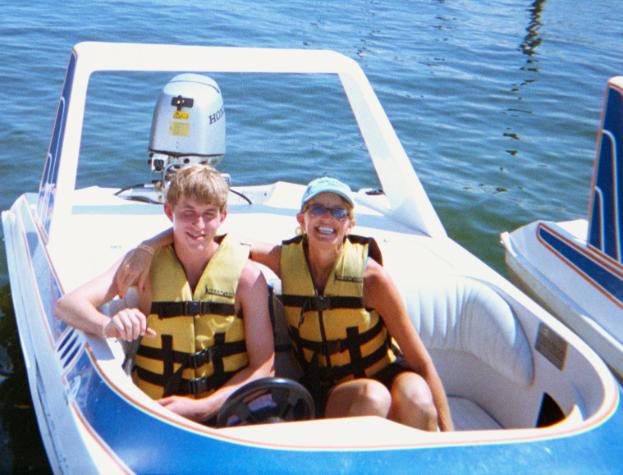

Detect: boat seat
[447,396,502,430]
[269,285,304,381]
[400,275,534,387]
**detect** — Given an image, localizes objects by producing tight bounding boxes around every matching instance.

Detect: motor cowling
[148,73,226,182]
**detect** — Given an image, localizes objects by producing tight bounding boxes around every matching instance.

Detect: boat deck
[47,183,444,292]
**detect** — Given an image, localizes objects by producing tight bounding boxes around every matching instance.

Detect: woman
[117,176,453,431]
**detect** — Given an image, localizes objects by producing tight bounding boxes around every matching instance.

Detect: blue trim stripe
[67,345,623,474]
[538,224,623,306]
[36,51,76,239]
[589,82,623,263]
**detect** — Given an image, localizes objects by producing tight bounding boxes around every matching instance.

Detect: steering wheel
[216,377,315,427]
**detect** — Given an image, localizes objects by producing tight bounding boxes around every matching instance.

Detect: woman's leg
[388,372,438,430]
[324,378,391,418]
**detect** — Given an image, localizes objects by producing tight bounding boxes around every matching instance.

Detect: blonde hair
[165,164,229,211]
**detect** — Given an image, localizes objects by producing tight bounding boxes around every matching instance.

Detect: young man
[55,164,274,424]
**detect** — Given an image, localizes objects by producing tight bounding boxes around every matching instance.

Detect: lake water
[1,0,622,471]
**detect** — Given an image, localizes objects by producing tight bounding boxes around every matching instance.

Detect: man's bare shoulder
[235,260,269,317]
[238,260,267,290]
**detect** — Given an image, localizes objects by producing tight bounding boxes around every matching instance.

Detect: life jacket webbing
[301,336,391,386]
[137,332,247,397]
[280,295,364,311]
[211,333,226,389]
[134,366,235,396]
[288,317,384,355]
[169,333,231,396]
[150,301,235,318]
[162,334,174,386]
[136,337,247,367]
[345,325,366,378]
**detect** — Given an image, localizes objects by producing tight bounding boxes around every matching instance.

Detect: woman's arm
[115,230,284,295]
[249,241,282,277]
[115,228,174,296]
[364,260,454,431]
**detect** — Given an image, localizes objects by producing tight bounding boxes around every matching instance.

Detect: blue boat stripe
[538,224,623,306]
[588,82,623,264]
[601,129,621,261]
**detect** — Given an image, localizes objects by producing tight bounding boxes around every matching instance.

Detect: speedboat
[3,42,622,474]
[501,77,623,381]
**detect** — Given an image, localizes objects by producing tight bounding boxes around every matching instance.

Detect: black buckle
[190,348,212,369]
[183,301,203,315]
[314,296,331,311]
[189,378,208,395]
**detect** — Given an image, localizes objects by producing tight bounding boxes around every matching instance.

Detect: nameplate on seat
[535,323,567,371]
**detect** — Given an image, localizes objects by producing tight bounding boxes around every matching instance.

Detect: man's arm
[55,259,155,341]
[364,260,453,431]
[158,261,275,421]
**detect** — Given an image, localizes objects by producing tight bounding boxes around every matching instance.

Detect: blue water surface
[0,0,622,472]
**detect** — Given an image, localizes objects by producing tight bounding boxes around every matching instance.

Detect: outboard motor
[149,73,226,186]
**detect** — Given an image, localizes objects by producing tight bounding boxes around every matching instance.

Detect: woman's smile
[317,226,336,235]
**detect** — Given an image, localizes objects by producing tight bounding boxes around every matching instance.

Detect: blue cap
[301,177,354,208]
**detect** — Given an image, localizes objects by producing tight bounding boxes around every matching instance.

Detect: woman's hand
[115,245,154,297]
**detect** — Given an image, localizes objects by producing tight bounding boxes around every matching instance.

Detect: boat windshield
[77,71,379,192]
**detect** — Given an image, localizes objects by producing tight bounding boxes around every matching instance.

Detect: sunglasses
[307,203,349,220]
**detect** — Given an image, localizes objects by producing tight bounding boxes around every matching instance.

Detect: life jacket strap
[134,366,238,397]
[290,322,391,385]
[312,337,391,383]
[150,301,236,318]
[289,317,384,355]
[269,286,292,353]
[136,338,246,367]
[280,294,364,311]
[136,333,247,397]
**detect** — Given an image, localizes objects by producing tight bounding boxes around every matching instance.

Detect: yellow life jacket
[279,235,399,388]
[133,234,250,399]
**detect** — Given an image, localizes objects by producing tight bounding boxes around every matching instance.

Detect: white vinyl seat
[447,396,502,430]
[401,275,534,387]
[400,275,534,430]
